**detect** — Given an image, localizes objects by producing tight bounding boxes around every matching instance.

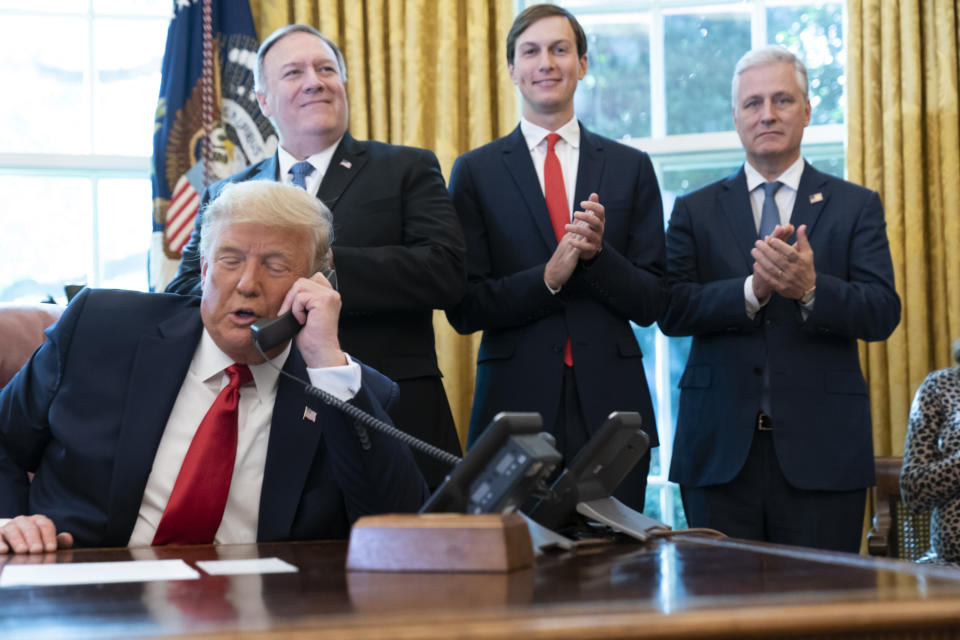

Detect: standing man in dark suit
[165,25,465,489]
[446,5,666,511]
[0,181,427,554]
[660,46,900,552]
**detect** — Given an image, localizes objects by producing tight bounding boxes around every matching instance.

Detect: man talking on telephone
[0,180,428,554]
[166,24,465,490]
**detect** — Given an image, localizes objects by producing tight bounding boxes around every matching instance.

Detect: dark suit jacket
[446,124,666,448]
[660,163,900,491]
[0,288,428,547]
[166,132,465,387]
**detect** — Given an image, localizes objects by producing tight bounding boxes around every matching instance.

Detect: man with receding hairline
[167,24,465,490]
[661,45,900,552]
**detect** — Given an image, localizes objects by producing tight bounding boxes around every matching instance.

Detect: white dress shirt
[519,116,581,221]
[743,155,807,316]
[277,138,343,197]
[520,116,581,294]
[127,329,361,547]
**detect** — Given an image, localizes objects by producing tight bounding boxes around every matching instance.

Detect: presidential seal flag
[150,0,276,290]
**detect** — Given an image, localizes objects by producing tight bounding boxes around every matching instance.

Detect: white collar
[519,116,581,152]
[195,329,291,404]
[277,137,343,180]
[744,155,805,192]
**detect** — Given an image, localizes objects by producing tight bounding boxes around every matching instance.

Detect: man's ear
[200,255,208,291]
[256,91,270,117]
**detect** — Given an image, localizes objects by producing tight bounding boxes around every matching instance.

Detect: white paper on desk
[0,559,199,588]
[196,557,298,576]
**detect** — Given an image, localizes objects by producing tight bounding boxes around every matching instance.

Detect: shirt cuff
[306,353,362,402]
[798,293,815,322]
[545,279,561,295]
[744,276,766,319]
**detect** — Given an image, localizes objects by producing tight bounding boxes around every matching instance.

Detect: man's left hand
[279,272,347,368]
[751,224,816,300]
[567,192,605,261]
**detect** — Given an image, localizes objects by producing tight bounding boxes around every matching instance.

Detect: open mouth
[231,309,259,324]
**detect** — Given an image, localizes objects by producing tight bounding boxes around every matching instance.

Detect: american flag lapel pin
[339,159,352,170]
[303,406,317,423]
[809,192,823,204]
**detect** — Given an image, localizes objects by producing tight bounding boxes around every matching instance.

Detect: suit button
[764,320,774,327]
[553,345,562,354]
[753,366,762,375]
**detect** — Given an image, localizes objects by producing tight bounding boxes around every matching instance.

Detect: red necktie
[153,364,253,545]
[544,132,573,366]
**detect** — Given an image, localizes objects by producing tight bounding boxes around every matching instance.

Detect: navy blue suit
[660,163,900,548]
[446,124,666,509]
[0,288,428,547]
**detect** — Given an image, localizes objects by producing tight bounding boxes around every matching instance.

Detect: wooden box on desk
[346,513,534,572]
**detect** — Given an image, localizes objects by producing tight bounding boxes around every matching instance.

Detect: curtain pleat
[848,0,960,457]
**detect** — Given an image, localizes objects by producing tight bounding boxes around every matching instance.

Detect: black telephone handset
[250,269,337,352]
[251,311,303,352]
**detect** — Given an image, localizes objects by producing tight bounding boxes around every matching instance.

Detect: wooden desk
[2,536,960,640]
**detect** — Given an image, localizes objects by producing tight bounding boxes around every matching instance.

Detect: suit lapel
[574,125,604,206]
[254,155,280,182]
[317,132,368,211]
[257,347,324,541]
[788,162,828,239]
[500,126,558,252]
[104,308,204,545]
[717,168,759,270]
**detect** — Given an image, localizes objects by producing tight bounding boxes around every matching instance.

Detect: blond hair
[200,181,333,274]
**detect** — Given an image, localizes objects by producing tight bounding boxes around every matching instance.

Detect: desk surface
[3,535,960,640]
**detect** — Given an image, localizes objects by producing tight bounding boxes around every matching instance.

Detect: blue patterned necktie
[759,181,783,238]
[289,161,315,190]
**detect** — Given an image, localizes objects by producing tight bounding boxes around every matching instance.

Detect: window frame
[0,0,166,302]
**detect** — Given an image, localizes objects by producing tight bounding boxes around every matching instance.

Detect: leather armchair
[0,303,64,389]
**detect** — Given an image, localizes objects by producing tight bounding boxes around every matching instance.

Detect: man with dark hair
[446,5,666,511]
[661,45,900,552]
[0,181,427,553]
[166,24,465,489]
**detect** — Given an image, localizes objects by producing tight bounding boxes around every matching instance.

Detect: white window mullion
[650,2,666,138]
[753,0,767,48]
[87,0,96,155]
[91,176,101,288]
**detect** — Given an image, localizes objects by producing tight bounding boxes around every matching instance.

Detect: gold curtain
[248,0,518,446]
[848,0,960,456]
